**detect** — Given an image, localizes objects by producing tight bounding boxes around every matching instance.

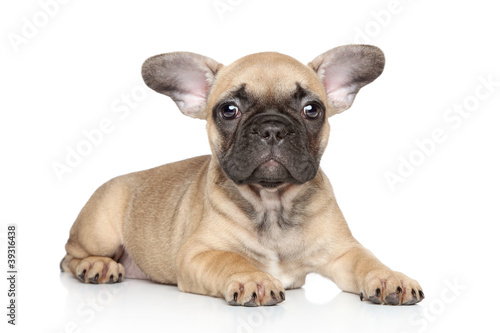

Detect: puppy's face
[141,45,385,187]
[206,53,330,187]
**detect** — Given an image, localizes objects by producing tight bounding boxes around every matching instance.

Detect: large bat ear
[142,52,223,119]
[309,45,385,116]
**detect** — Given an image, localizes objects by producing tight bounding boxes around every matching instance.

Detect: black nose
[257,121,289,143]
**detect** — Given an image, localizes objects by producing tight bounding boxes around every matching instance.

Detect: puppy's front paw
[225,272,286,306]
[359,269,424,305]
[74,256,125,284]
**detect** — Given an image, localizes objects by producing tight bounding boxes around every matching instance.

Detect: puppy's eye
[302,104,320,120]
[221,105,241,120]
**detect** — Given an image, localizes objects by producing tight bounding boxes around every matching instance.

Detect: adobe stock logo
[405,278,466,333]
[51,84,149,182]
[7,0,72,53]
[352,0,418,44]
[212,0,244,21]
[384,74,498,191]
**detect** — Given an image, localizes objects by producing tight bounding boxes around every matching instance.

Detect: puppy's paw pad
[360,269,423,306]
[73,257,124,284]
[403,289,425,305]
[225,272,285,306]
[88,273,99,284]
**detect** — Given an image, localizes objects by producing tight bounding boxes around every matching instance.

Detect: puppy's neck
[207,157,324,234]
[239,184,302,232]
[241,184,299,215]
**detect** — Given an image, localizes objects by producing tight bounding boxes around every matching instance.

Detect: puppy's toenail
[89,273,99,284]
[360,292,364,301]
[78,270,86,282]
[376,288,381,297]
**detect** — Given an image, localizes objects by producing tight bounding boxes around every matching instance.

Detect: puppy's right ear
[309,45,385,116]
[142,52,223,119]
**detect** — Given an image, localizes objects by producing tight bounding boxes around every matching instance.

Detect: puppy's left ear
[142,52,223,119]
[309,45,385,115]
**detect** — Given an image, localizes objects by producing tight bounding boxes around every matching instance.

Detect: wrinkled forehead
[208,52,327,106]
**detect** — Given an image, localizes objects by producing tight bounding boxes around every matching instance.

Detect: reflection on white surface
[52,273,426,333]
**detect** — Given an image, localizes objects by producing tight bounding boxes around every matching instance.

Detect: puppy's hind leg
[61,178,129,284]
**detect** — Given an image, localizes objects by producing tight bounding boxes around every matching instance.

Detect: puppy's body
[62,47,424,306]
[65,156,342,288]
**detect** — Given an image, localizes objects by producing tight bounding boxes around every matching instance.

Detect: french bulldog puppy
[61,45,424,306]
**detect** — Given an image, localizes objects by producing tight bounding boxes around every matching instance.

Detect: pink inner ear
[173,68,211,118]
[322,66,352,95]
[321,65,359,112]
[180,69,210,99]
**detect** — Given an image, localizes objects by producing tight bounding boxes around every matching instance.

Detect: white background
[1,0,499,332]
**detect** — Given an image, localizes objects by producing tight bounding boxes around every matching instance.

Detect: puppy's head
[142,45,384,188]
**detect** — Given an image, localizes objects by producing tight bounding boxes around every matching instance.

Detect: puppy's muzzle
[249,114,295,146]
[220,112,318,187]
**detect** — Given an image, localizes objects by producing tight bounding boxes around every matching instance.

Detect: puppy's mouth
[238,158,293,188]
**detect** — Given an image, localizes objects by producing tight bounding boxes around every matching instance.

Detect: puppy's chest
[251,189,300,233]
[255,232,308,289]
